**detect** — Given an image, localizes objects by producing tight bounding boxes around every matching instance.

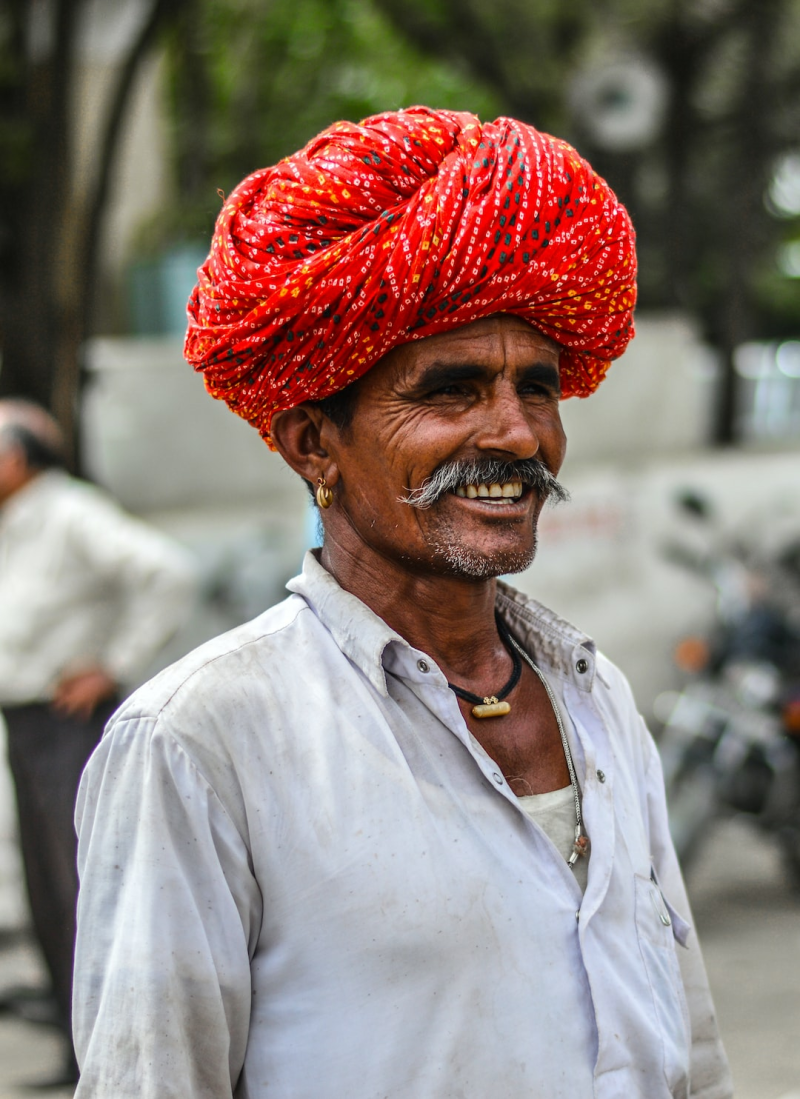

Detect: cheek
[541,411,567,471]
[554,425,567,469]
[370,406,464,478]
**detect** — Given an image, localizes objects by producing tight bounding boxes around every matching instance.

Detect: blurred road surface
[0,934,71,1098]
[688,816,800,1099]
[0,816,795,1098]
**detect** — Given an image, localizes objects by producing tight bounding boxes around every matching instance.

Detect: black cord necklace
[447,614,522,718]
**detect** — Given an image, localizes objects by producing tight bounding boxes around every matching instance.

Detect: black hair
[302,381,361,503]
[310,382,360,433]
[1,423,66,471]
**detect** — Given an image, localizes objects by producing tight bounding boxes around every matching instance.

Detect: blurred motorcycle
[654,491,800,885]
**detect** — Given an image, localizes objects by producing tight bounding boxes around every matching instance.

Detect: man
[0,399,196,1080]
[74,109,732,1097]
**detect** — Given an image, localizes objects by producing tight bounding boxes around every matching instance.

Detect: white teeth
[456,481,524,500]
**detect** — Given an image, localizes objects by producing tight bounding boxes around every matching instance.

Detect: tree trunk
[0,0,188,470]
[0,0,78,428]
[711,0,783,445]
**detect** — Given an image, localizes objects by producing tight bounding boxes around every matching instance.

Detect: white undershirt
[517,786,589,892]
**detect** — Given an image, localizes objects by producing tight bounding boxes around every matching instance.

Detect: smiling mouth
[452,480,524,501]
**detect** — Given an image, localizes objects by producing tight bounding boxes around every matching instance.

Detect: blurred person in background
[0,398,196,1084]
[74,110,732,1099]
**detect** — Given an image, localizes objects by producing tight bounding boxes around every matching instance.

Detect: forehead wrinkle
[390,335,503,382]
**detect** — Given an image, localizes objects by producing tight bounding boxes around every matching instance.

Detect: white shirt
[0,470,196,704]
[74,551,732,1099]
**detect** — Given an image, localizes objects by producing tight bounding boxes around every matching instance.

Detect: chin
[430,535,538,580]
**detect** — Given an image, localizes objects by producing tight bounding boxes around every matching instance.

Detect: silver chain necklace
[507,634,590,870]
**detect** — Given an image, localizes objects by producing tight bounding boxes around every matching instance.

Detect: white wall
[82,337,300,510]
[558,312,718,462]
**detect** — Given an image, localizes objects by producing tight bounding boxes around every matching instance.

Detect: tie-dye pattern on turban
[185,106,636,446]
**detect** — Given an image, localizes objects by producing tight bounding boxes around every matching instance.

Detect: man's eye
[521,383,559,399]
[430,384,468,397]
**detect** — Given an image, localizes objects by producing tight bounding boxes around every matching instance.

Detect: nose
[472,382,541,459]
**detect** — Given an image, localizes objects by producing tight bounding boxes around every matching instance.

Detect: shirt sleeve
[73,714,261,1098]
[644,731,734,1099]
[67,492,198,684]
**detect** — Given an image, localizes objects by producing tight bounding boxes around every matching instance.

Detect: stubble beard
[399,456,566,578]
[425,514,540,580]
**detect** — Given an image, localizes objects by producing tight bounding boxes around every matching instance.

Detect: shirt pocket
[634,872,691,1096]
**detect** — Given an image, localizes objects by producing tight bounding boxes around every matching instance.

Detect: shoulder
[100,592,344,778]
[30,474,129,541]
[48,473,119,513]
[112,593,322,721]
[1,471,109,530]
[84,594,328,827]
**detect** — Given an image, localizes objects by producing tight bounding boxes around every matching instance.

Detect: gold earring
[316,475,334,509]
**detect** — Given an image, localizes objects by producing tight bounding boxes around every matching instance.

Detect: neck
[320,533,506,679]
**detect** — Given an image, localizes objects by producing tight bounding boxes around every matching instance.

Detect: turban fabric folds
[185,107,636,446]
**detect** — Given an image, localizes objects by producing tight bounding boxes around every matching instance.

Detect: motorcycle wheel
[666,761,719,873]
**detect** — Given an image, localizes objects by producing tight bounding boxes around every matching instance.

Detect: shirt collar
[495,581,597,686]
[286,551,598,694]
[286,551,406,696]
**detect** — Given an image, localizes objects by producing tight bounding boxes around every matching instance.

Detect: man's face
[323,314,567,580]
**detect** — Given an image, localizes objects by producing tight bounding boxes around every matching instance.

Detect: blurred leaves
[159,0,800,338]
[150,0,501,251]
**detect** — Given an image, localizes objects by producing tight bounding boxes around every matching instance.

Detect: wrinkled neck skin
[320,523,506,683]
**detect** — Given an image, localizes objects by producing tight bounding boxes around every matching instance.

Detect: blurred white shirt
[74,552,731,1099]
[0,470,196,704]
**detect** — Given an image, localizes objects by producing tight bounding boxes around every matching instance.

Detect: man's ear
[269,406,340,487]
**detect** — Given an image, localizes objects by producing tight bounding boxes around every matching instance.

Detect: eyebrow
[411,360,561,394]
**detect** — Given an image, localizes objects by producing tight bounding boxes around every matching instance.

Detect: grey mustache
[400,458,570,510]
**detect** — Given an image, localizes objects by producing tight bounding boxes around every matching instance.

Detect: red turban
[185,107,636,446]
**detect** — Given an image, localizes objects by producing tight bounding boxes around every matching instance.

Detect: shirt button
[597,769,606,783]
[492,772,504,785]
[417,659,430,673]
[576,658,589,674]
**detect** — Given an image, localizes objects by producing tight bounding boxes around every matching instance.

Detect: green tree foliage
[155,0,501,249]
